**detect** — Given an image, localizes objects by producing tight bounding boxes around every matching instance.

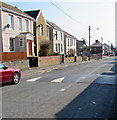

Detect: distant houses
[0,1,110,68]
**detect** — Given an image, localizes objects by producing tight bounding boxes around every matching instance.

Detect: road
[2,56,117,119]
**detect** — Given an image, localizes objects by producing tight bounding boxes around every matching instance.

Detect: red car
[0,63,21,84]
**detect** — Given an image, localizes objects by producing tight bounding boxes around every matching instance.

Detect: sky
[1,0,115,46]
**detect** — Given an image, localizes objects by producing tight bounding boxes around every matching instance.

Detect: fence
[0,52,27,62]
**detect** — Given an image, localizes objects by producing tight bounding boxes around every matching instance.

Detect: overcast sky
[1,0,115,46]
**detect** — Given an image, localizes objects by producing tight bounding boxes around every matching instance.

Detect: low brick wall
[3,59,29,71]
[64,57,74,63]
[82,56,88,61]
[77,56,82,62]
[38,56,60,67]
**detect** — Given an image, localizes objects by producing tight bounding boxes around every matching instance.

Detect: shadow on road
[55,60,117,119]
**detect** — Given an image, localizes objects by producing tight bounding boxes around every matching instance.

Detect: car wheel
[12,73,20,84]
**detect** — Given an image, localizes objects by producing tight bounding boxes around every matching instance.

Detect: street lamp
[88,26,91,61]
[88,26,100,61]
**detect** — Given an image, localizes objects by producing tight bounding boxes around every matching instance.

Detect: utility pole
[89,26,91,61]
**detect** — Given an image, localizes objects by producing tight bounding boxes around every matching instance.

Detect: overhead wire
[48,0,88,29]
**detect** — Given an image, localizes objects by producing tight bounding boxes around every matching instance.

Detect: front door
[10,38,15,51]
[28,40,32,56]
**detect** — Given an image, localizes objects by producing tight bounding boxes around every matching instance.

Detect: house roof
[91,40,102,47]
[103,43,109,47]
[0,1,32,18]
[46,20,63,31]
[24,10,41,19]
[16,32,34,38]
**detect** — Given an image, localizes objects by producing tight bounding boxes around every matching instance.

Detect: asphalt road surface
[1,56,117,119]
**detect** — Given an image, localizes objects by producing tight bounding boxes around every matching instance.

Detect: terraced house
[0,1,35,62]
[46,20,64,55]
[24,10,47,56]
[64,31,77,56]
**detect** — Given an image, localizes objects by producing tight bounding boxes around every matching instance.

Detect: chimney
[96,40,99,43]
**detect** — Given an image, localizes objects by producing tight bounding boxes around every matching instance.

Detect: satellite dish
[6,24,10,28]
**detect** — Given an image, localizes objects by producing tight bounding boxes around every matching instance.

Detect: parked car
[0,63,21,84]
[115,51,117,56]
[109,53,115,56]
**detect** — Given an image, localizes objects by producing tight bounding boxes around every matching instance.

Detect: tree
[39,40,50,56]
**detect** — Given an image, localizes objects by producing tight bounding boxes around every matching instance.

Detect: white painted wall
[53,29,64,54]
[1,9,34,55]
[65,36,76,55]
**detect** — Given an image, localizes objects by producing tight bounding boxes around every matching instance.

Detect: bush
[47,52,60,56]
[39,40,50,56]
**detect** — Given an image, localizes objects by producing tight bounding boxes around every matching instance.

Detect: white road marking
[51,77,65,83]
[26,77,41,82]
[60,89,65,92]
[79,77,86,79]
[47,70,52,72]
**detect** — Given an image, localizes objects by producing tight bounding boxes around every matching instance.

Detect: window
[8,15,14,29]
[68,49,69,54]
[40,24,43,36]
[58,44,60,53]
[17,17,22,31]
[30,21,33,33]
[24,19,28,31]
[46,27,49,37]
[74,39,75,46]
[70,39,73,46]
[19,38,24,47]
[0,64,5,69]
[61,32,62,40]
[55,31,58,40]
[68,38,69,46]
[56,44,58,52]
[9,38,15,51]
[61,44,63,52]
[94,48,97,51]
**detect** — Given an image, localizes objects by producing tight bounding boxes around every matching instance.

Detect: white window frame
[8,15,14,29]
[17,17,22,31]
[56,43,58,52]
[55,31,58,40]
[19,38,24,47]
[68,38,69,46]
[40,24,43,36]
[9,38,15,51]
[24,19,29,32]
[61,44,63,52]
[61,32,62,40]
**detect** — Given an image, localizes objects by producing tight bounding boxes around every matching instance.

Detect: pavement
[22,59,96,77]
[22,56,109,77]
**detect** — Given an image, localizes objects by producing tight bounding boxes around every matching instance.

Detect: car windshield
[0,64,5,69]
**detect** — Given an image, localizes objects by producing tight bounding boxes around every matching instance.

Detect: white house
[64,31,77,56]
[0,1,35,60]
[46,20,64,54]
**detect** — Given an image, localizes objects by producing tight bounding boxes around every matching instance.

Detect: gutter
[1,7,35,21]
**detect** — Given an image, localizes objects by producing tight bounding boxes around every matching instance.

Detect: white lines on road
[51,77,65,83]
[26,77,41,82]
[60,89,65,92]
[46,70,52,72]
